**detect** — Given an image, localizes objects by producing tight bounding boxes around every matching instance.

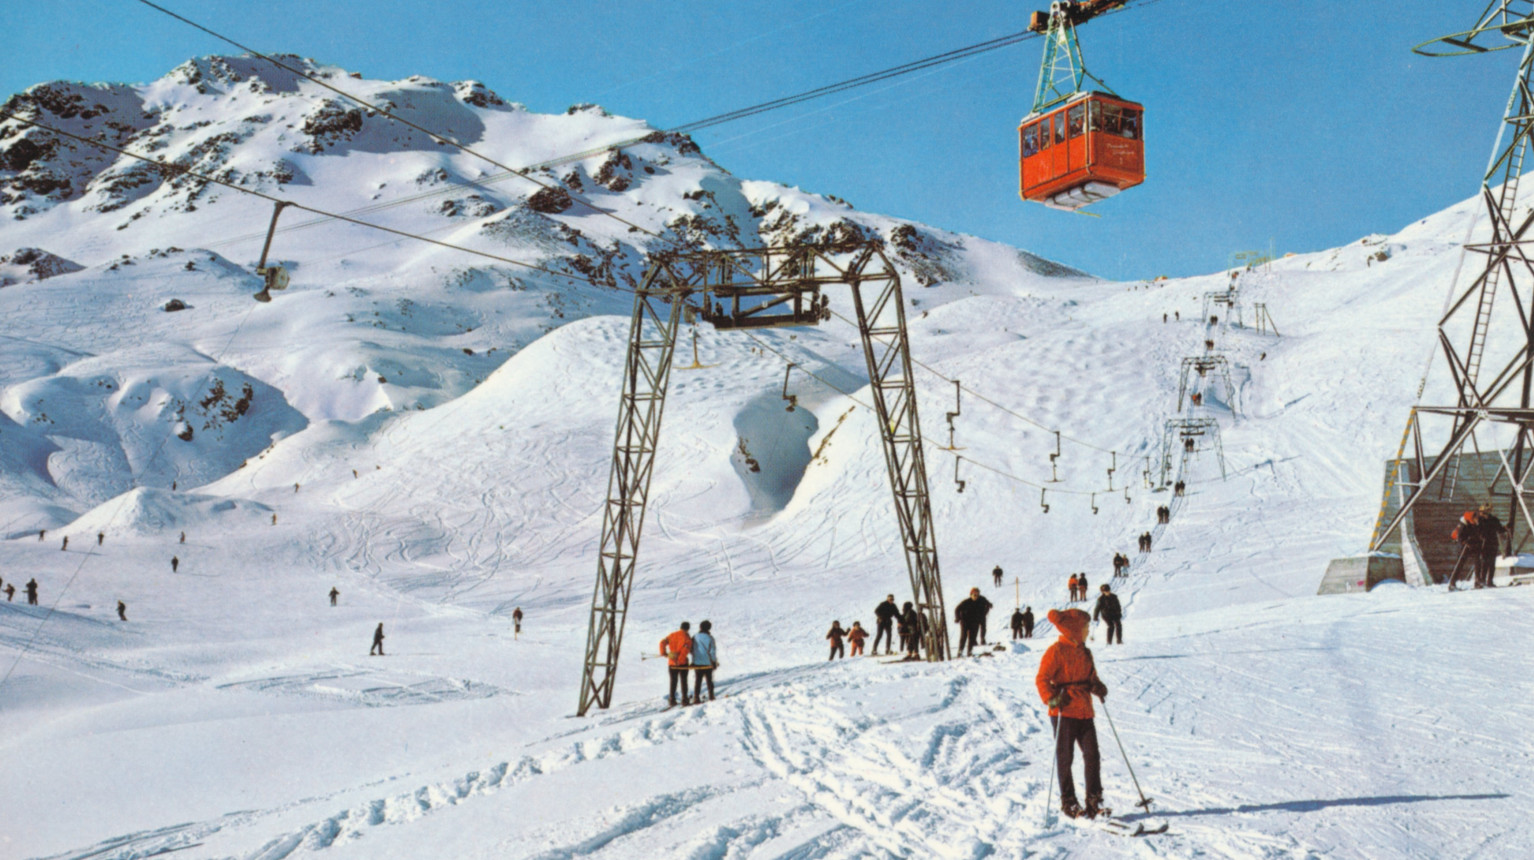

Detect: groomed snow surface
[2,58,1533,859]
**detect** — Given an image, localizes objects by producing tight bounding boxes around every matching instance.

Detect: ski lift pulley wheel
[253,266,289,303]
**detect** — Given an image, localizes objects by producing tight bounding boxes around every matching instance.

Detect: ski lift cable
[824,307,1118,455]
[739,330,1117,496]
[0,113,611,290]
[131,0,665,243]
[132,0,1171,251]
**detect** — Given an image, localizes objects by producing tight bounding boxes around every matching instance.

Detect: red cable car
[1018,91,1144,210]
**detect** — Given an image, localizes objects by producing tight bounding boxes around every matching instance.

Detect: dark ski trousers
[693,667,714,701]
[828,641,844,660]
[1052,715,1103,806]
[1476,550,1498,588]
[1012,624,1023,641]
[1025,622,1034,638]
[669,666,691,704]
[957,624,979,655]
[873,620,894,654]
[1103,619,1123,644]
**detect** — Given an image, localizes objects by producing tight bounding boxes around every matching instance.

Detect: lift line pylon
[577,241,951,716]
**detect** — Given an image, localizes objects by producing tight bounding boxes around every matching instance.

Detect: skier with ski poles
[1036,608,1109,819]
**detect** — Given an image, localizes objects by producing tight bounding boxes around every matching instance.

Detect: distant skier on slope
[1476,503,1506,589]
[1451,509,1483,590]
[1094,585,1123,645]
[953,588,989,656]
[26,578,38,605]
[1011,607,1026,640]
[660,621,693,706]
[1077,574,1089,601]
[3,583,13,602]
[826,621,847,661]
[848,621,868,657]
[370,622,385,656]
[1036,608,1109,819]
[1068,573,1080,602]
[329,587,339,606]
[512,607,523,637]
[899,601,920,658]
[171,556,179,573]
[117,600,127,622]
[691,619,718,702]
[873,594,899,655]
[1022,606,1035,638]
[993,565,1004,587]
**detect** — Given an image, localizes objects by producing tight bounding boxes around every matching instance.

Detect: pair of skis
[1066,808,1169,837]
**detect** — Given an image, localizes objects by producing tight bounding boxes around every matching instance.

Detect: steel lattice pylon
[576,242,950,716]
[1372,2,1534,555]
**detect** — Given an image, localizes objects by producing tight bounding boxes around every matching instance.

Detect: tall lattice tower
[1372,1,1534,565]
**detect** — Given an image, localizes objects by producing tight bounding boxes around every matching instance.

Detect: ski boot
[1084,793,1106,820]
[1061,799,1084,819]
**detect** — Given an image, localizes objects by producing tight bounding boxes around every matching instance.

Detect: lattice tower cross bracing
[577,242,951,717]
[1373,4,1534,554]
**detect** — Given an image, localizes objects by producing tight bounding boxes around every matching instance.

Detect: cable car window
[1021,123,1039,157]
[1054,112,1066,145]
[1102,104,1121,136]
[1037,120,1051,150]
[1088,102,1102,132]
[1120,108,1141,139]
[1067,104,1085,138]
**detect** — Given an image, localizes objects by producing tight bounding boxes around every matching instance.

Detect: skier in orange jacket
[1036,608,1109,819]
[660,622,694,706]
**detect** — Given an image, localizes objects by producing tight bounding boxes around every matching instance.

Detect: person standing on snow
[1094,584,1123,645]
[954,588,988,656]
[899,601,921,658]
[117,600,127,621]
[370,622,385,656]
[848,621,868,657]
[1067,573,1080,602]
[1077,574,1089,602]
[1476,503,1506,589]
[26,578,39,605]
[873,594,900,655]
[1022,605,1035,638]
[826,621,847,661]
[993,565,1004,587]
[512,607,524,637]
[691,620,718,702]
[1011,607,1026,640]
[1036,608,1109,819]
[329,587,339,607]
[660,621,694,706]
[1451,508,1483,590]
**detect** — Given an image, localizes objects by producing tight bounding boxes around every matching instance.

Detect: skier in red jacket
[660,622,694,706]
[1036,608,1109,819]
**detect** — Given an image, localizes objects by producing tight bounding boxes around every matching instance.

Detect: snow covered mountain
[2,55,1532,860]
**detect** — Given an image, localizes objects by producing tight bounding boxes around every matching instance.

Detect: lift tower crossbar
[577,241,950,717]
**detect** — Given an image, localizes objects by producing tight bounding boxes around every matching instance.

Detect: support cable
[826,308,1119,453]
[131,0,663,241]
[738,330,1121,497]
[0,113,610,289]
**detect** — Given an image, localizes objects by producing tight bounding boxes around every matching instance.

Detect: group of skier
[659,619,720,706]
[1451,502,1507,590]
[0,574,35,604]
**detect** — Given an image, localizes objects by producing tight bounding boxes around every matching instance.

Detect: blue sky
[0,0,1517,280]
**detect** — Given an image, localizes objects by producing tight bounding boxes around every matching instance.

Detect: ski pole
[1043,715,1059,828]
[1098,698,1153,811]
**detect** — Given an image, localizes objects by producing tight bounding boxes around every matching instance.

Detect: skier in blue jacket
[691,620,719,702]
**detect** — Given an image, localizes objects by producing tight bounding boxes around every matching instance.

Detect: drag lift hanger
[1018,1,1145,211]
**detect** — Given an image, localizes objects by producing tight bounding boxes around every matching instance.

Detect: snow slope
[1,56,1532,859]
